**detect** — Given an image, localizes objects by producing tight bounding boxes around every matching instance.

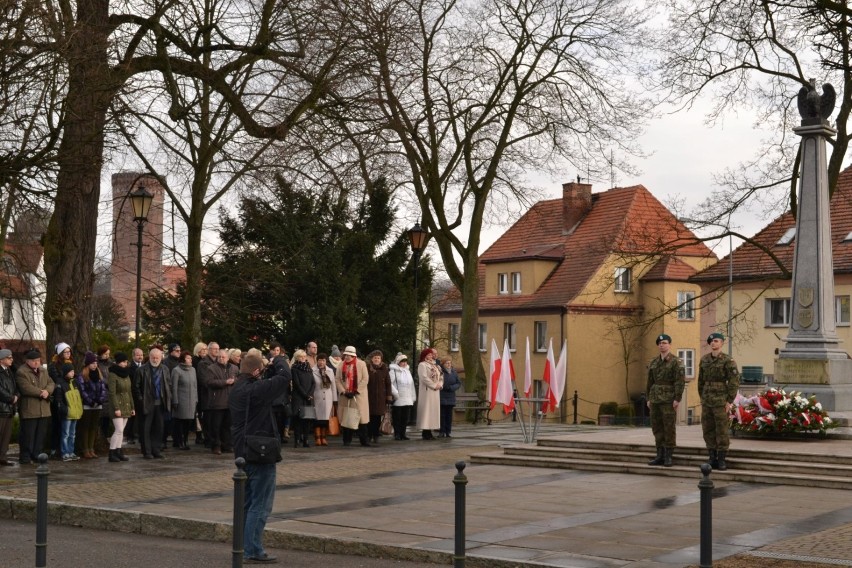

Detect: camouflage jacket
[697,352,739,407]
[646,353,685,404]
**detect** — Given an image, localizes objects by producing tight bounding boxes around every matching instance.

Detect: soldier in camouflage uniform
[645,334,685,467]
[698,332,739,471]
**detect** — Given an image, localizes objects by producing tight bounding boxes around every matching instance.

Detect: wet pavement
[2,422,852,567]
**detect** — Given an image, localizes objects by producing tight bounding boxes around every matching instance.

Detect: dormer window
[511,272,521,293]
[776,227,796,246]
[614,267,632,293]
[498,273,509,294]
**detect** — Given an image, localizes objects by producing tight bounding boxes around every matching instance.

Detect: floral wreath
[729,387,836,436]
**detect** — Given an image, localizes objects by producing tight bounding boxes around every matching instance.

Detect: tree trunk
[43,0,114,361]
[181,213,205,349]
[458,247,485,395]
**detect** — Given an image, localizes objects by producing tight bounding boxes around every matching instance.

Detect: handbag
[328,405,341,436]
[341,397,361,430]
[380,409,393,435]
[299,404,316,420]
[245,434,281,464]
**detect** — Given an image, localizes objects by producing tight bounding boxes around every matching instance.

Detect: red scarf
[342,358,357,392]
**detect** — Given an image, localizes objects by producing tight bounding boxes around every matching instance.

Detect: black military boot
[663,448,673,467]
[647,447,664,466]
[108,449,120,463]
[708,450,718,469]
[716,451,728,471]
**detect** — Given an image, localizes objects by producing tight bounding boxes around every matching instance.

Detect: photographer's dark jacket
[0,364,17,416]
[230,368,291,460]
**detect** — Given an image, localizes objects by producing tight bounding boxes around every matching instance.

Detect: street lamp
[407,220,430,364]
[130,185,154,348]
[407,220,430,425]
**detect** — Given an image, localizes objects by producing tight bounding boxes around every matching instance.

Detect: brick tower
[110,172,165,333]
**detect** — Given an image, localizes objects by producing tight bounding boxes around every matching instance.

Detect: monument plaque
[775,359,828,385]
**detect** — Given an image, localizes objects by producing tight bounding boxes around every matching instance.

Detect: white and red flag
[523,337,532,397]
[541,340,567,413]
[495,339,516,413]
[488,339,501,410]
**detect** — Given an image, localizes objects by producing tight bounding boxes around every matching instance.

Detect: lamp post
[130,185,154,348]
[407,221,430,365]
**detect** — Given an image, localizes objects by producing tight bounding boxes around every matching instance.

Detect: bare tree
[343,0,656,389]
[8,0,349,356]
[656,0,851,225]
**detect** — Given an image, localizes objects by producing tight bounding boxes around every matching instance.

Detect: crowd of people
[0,339,466,466]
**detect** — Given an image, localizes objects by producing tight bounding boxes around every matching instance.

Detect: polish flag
[541,340,556,413]
[488,339,501,410]
[552,340,567,409]
[495,339,516,413]
[523,337,532,397]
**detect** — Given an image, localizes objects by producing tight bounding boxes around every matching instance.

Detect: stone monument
[775,80,852,415]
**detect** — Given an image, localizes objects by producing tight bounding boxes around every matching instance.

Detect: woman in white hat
[334,346,371,446]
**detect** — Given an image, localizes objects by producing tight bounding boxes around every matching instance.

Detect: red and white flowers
[729,388,835,436]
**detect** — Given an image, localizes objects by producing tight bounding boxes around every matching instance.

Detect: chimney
[562,181,592,234]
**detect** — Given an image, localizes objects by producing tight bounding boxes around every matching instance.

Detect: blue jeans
[243,462,277,558]
[61,419,77,457]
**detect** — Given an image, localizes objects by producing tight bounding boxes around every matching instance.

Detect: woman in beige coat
[334,346,370,446]
[415,348,443,440]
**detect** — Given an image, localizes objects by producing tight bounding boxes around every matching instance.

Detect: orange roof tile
[641,256,698,282]
[434,185,714,314]
[692,165,852,282]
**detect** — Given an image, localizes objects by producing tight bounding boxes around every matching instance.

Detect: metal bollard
[698,463,713,568]
[453,461,467,568]
[232,458,247,568]
[572,391,578,425]
[36,453,49,567]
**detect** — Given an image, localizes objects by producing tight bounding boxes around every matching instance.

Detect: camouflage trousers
[649,403,677,448]
[701,404,730,450]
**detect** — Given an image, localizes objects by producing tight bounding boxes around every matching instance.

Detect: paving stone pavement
[2,423,852,567]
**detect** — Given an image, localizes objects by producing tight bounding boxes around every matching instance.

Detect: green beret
[707,332,725,344]
[655,334,672,345]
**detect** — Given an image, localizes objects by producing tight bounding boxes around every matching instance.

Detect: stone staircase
[470,437,852,489]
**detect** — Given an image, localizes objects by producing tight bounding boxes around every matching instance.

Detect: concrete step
[536,438,852,465]
[502,445,852,477]
[470,451,852,490]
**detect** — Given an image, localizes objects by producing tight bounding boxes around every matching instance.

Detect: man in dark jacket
[16,349,53,465]
[0,349,18,465]
[137,348,172,459]
[230,353,289,564]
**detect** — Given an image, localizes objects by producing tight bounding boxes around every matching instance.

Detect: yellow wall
[485,259,559,295]
[704,275,852,378]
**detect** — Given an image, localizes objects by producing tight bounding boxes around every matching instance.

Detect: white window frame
[498,273,509,294]
[766,298,792,327]
[511,272,522,294]
[677,291,696,320]
[777,227,796,245]
[677,348,695,379]
[449,323,460,352]
[478,323,487,352]
[837,296,851,326]
[534,321,547,352]
[614,267,632,293]
[504,322,516,351]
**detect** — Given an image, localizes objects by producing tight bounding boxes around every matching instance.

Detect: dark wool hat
[84,351,98,365]
[367,349,383,360]
[114,352,129,364]
[168,343,181,353]
[24,349,41,360]
[61,363,75,377]
[655,334,672,345]
[707,332,725,344]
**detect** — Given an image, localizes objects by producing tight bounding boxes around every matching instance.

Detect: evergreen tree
[143,177,432,354]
